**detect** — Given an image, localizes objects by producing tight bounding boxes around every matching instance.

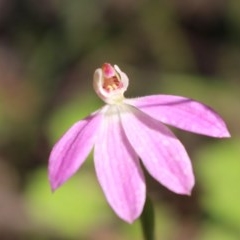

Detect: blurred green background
[0,0,240,239]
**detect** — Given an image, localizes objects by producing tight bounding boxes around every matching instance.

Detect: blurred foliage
[197,140,240,238]
[26,168,112,239]
[0,0,240,239]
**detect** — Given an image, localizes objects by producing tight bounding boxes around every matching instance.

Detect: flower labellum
[49,63,230,223]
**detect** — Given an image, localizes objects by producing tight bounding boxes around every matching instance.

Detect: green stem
[140,196,155,240]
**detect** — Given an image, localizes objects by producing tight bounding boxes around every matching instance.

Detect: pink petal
[49,112,102,191]
[94,106,146,223]
[126,95,230,138]
[120,104,194,195]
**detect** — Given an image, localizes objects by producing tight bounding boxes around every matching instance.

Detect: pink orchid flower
[49,63,230,223]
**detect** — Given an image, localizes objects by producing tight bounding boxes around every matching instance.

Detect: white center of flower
[93,63,129,104]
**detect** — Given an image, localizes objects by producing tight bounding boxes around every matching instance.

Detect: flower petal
[120,104,194,195]
[94,105,146,223]
[126,95,230,137]
[49,112,102,191]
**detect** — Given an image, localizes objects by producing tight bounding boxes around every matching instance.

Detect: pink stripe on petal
[49,112,102,191]
[94,105,146,223]
[120,105,194,195]
[126,95,230,138]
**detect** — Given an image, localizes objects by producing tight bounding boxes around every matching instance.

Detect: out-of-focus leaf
[25,168,112,238]
[199,223,239,240]
[196,139,240,233]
